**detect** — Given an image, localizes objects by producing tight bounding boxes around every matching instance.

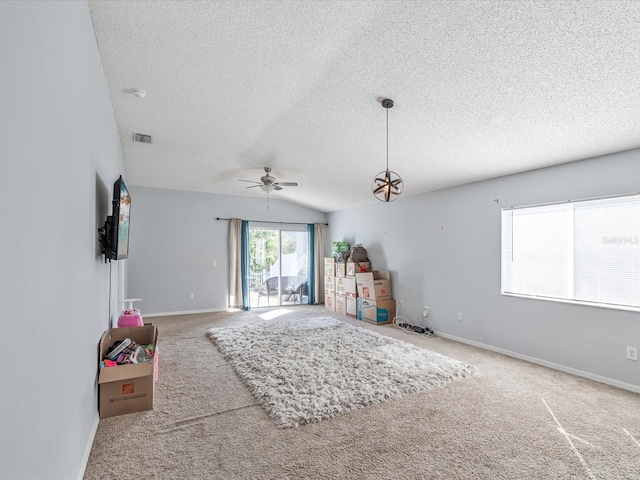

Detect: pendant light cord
[386,107,389,172]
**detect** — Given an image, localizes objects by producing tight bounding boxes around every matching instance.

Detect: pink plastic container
[118,309,143,327]
[118,299,144,327]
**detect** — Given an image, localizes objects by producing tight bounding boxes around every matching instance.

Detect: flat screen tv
[100,175,131,261]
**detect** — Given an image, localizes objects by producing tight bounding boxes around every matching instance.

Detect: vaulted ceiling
[88,0,640,212]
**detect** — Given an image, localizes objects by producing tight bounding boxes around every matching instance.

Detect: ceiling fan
[238,167,298,193]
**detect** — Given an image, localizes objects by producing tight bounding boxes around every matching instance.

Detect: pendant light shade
[372,169,403,202]
[372,98,403,202]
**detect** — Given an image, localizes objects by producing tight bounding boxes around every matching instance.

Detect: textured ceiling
[88,0,640,213]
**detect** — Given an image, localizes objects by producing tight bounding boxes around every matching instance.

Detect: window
[501,193,640,311]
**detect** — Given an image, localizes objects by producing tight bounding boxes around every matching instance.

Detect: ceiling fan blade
[245,185,262,189]
[274,182,298,187]
[238,179,261,184]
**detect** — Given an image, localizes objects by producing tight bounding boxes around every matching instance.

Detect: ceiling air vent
[132,132,152,144]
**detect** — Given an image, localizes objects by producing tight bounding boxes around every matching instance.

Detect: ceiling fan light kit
[238,167,298,191]
[372,98,404,203]
[238,167,298,212]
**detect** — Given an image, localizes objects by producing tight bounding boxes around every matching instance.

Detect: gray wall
[127,187,328,314]
[329,149,640,389]
[0,2,124,479]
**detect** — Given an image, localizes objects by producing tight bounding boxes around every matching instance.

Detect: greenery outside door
[249,226,308,307]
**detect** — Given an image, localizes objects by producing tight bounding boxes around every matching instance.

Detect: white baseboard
[435,331,640,394]
[77,414,99,480]
[144,308,227,318]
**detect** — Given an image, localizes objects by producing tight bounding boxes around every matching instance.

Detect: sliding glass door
[249,225,309,308]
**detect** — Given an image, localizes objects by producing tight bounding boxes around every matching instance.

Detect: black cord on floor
[393,305,434,336]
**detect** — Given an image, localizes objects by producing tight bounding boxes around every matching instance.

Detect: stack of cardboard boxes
[324,258,336,310]
[355,271,396,324]
[325,257,363,317]
[324,257,396,325]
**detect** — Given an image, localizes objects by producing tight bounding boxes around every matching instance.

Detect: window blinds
[501,194,640,311]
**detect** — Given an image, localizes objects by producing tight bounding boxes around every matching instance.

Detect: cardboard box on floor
[346,293,358,318]
[324,292,336,311]
[359,298,396,324]
[98,324,158,419]
[355,271,392,300]
[335,294,347,315]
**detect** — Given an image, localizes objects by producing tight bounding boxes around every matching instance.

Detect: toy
[118,298,144,327]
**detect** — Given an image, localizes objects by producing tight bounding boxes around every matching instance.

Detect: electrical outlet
[457,312,463,321]
[627,346,638,361]
[423,306,429,318]
[189,292,194,300]
[399,300,404,308]
[212,260,217,267]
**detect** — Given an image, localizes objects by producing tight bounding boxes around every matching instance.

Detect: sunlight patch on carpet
[258,308,293,321]
[207,317,477,428]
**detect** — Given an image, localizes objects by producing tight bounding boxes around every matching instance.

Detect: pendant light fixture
[372,98,403,202]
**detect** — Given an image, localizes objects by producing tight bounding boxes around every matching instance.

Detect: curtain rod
[216,217,328,226]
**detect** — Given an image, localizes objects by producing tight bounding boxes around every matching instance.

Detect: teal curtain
[241,220,250,310]
[307,224,315,304]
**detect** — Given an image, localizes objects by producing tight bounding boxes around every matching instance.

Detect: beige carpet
[84,306,640,479]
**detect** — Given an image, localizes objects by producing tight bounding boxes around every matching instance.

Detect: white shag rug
[207,317,477,428]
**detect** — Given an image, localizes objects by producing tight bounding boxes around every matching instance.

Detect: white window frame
[501,192,640,312]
